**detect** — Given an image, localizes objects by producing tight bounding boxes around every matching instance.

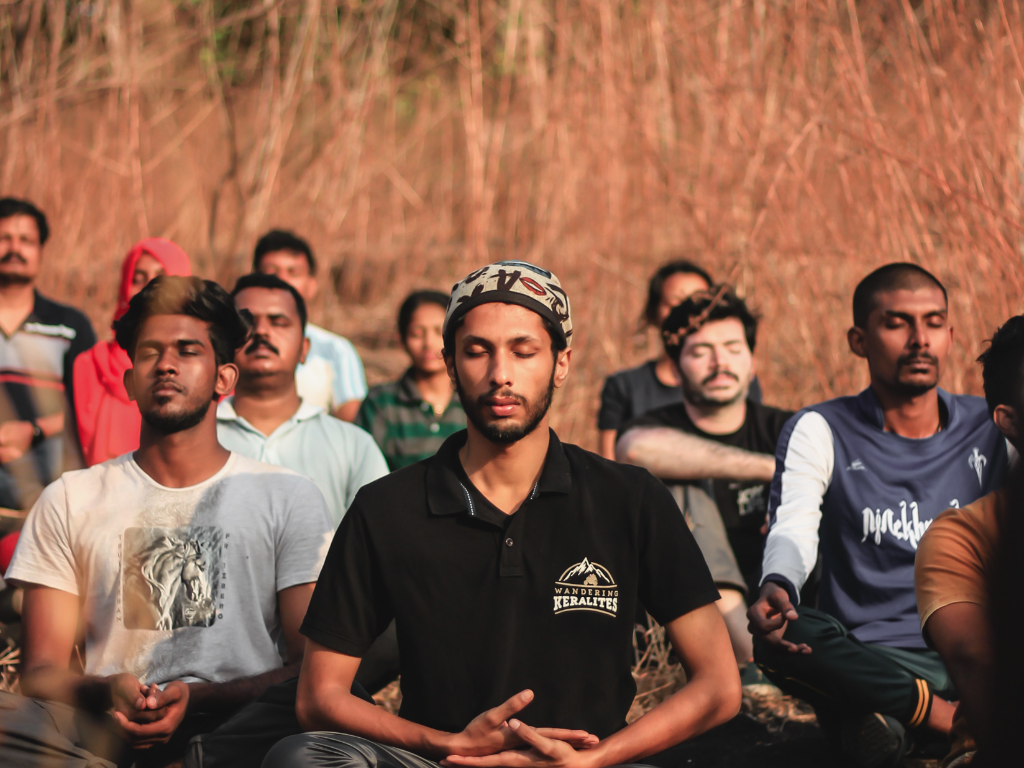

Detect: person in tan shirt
[915,314,1024,766]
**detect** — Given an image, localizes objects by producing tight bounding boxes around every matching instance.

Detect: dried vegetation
[2,1,1023,446]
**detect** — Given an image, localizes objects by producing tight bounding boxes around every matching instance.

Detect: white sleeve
[331,337,368,404]
[5,479,78,594]
[759,411,834,600]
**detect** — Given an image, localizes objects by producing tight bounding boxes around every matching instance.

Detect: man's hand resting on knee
[446,690,598,757]
[747,582,811,654]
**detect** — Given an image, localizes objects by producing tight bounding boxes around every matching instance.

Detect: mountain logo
[553,558,618,617]
[846,459,866,472]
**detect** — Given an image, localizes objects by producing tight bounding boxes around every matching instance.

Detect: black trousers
[263,733,654,768]
[753,606,955,728]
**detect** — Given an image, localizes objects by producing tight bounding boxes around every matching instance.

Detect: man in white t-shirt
[0,276,336,768]
[252,230,367,421]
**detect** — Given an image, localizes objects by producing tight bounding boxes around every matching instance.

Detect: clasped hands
[106,673,190,749]
[441,689,600,768]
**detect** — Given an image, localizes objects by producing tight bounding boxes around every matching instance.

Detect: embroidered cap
[443,261,573,347]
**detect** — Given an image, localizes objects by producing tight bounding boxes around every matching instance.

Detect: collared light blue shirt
[295,323,367,412]
[216,397,388,527]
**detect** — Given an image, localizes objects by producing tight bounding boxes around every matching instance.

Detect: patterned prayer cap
[443,261,573,347]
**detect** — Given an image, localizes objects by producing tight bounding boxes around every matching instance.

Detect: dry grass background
[3,0,1024,448]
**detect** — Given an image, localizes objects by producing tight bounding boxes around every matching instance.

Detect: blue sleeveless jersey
[769,387,1007,648]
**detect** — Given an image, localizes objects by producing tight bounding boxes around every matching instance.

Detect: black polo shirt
[302,429,718,738]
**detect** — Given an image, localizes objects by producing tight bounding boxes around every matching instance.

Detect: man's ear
[847,326,867,359]
[123,368,137,403]
[553,347,572,389]
[299,335,311,365]
[216,362,239,397]
[304,276,319,303]
[444,348,457,386]
[993,404,1019,443]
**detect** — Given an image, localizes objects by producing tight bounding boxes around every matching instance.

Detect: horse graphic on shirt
[122,526,221,630]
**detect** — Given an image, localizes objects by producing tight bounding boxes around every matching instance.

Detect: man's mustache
[476,387,526,407]
[0,251,26,265]
[702,369,739,386]
[897,352,938,368]
[151,377,183,393]
[245,336,280,356]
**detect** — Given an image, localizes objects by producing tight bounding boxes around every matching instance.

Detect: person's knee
[262,732,375,768]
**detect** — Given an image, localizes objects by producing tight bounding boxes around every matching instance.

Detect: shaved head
[852,263,947,328]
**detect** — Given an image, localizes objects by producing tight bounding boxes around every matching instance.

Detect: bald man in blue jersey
[748,264,1008,768]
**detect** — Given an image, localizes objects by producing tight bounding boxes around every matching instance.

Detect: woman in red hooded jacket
[73,238,191,466]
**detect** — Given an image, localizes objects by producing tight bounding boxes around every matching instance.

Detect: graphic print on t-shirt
[553,558,619,617]
[121,526,223,630]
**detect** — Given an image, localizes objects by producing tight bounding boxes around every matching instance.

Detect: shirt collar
[396,368,424,405]
[857,386,955,432]
[426,428,572,518]
[216,396,324,429]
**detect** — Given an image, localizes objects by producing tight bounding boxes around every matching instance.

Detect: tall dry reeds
[2,0,1024,447]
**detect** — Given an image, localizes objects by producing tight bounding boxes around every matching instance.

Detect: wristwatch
[29,421,45,448]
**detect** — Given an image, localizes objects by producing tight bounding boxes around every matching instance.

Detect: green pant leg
[870,644,955,699]
[753,606,937,727]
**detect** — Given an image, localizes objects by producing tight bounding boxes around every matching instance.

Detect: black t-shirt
[624,401,793,591]
[302,430,718,738]
[598,360,763,432]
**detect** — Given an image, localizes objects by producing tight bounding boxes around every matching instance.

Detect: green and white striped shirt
[355,369,466,471]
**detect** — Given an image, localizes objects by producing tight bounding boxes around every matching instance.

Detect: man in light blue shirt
[218,272,387,526]
[252,230,367,421]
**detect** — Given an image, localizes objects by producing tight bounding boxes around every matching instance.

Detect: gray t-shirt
[7,452,333,685]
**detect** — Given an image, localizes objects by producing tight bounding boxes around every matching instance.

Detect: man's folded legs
[754,607,954,729]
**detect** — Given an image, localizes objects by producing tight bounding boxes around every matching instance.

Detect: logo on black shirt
[553,558,619,617]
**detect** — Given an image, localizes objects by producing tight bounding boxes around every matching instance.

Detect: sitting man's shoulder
[348,460,430,508]
[560,440,664,489]
[306,322,357,354]
[921,489,1004,557]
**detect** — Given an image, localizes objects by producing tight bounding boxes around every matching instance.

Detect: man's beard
[892,352,940,397]
[455,368,555,445]
[142,397,212,435]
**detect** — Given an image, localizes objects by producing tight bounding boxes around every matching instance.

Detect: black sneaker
[839,713,912,768]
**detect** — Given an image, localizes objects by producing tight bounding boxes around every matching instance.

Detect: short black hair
[0,197,49,245]
[852,263,948,328]
[231,272,308,331]
[114,276,251,366]
[252,229,316,274]
[979,315,1024,417]
[398,290,450,340]
[643,260,713,328]
[661,285,758,363]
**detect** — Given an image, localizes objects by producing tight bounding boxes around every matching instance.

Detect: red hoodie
[73,239,191,466]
